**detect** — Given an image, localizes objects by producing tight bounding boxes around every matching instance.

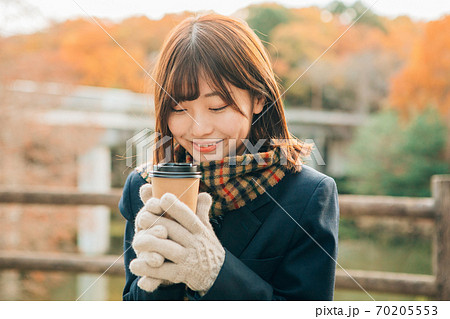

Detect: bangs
[164,44,237,108]
[168,53,201,104]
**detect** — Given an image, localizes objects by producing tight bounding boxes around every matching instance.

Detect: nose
[190,112,214,137]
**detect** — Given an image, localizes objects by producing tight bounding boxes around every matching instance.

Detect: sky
[1,0,450,36]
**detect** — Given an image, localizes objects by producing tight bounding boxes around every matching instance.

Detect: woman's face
[168,75,264,162]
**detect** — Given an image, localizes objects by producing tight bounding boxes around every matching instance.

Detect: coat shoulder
[284,164,335,191]
[267,164,337,217]
[118,169,149,221]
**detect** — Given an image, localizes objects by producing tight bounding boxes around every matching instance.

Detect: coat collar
[218,190,273,257]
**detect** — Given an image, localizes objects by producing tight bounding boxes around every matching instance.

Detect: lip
[192,139,223,153]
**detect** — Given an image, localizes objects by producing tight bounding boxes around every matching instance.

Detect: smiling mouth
[193,140,223,147]
[192,139,223,153]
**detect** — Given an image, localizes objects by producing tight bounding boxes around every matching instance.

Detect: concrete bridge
[6,79,368,177]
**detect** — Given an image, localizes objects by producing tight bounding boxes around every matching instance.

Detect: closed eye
[210,105,229,112]
[170,104,229,113]
[170,108,187,113]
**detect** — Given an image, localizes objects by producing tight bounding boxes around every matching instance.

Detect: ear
[253,96,265,115]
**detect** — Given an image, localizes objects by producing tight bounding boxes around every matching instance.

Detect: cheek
[167,115,184,137]
[220,112,251,137]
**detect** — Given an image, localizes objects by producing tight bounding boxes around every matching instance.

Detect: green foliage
[327,1,386,31]
[352,1,387,32]
[246,4,292,44]
[345,107,449,196]
[326,0,348,14]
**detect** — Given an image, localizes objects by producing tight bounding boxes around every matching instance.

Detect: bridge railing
[0,175,448,300]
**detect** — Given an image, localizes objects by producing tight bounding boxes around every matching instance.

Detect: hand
[130,191,225,295]
[132,184,171,291]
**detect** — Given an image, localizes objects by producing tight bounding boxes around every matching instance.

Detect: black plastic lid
[149,163,201,178]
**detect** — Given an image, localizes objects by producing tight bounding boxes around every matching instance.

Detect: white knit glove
[133,184,171,292]
[130,189,225,295]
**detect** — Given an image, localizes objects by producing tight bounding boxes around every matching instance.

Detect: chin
[191,152,220,162]
[202,154,224,162]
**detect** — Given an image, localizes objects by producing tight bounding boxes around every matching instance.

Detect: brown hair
[151,13,311,172]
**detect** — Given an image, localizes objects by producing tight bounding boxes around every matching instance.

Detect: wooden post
[432,175,450,300]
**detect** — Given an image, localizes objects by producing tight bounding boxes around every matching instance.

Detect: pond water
[335,237,432,301]
[0,220,433,301]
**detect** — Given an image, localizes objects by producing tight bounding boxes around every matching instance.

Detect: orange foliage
[271,7,421,73]
[270,7,341,76]
[58,19,146,92]
[333,15,422,59]
[389,15,450,119]
[1,8,424,99]
[381,16,425,60]
[1,12,193,92]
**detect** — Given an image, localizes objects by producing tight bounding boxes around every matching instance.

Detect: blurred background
[0,0,449,301]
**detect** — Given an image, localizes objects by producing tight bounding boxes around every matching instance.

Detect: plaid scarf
[136,144,294,218]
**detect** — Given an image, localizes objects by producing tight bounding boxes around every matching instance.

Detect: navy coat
[118,164,339,300]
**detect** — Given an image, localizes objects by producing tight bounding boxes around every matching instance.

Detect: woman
[119,13,339,300]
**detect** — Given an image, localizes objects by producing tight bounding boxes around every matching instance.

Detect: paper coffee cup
[149,163,202,215]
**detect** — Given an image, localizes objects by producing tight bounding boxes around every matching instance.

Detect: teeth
[196,141,220,147]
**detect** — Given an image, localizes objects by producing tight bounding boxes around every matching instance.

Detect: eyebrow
[203,91,221,98]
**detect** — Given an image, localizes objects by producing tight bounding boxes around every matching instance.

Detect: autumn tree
[389,15,450,159]
[390,15,450,118]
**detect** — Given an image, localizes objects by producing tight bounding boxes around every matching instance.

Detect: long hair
[151,13,311,172]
